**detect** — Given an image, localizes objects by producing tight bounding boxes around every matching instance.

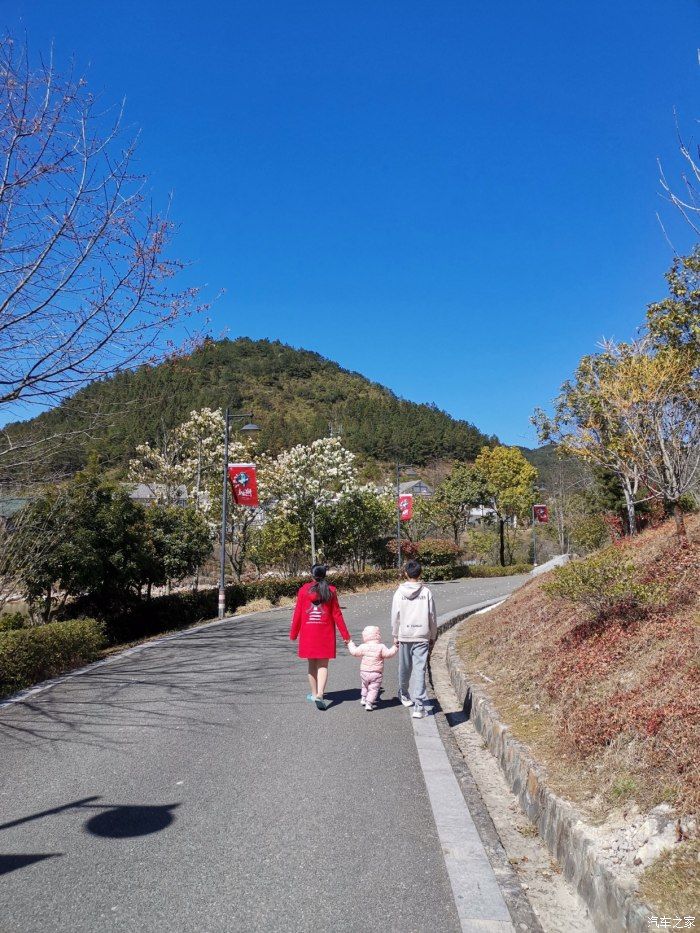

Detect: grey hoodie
[391,581,437,643]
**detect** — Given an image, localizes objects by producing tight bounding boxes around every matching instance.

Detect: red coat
[289,582,350,659]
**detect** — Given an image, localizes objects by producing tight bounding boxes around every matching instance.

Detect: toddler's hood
[362,625,381,643]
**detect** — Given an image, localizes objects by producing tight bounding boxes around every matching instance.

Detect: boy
[391,559,437,719]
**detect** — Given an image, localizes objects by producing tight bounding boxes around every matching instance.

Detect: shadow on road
[0,619,296,751]
[0,796,180,874]
[0,853,63,876]
[83,803,180,839]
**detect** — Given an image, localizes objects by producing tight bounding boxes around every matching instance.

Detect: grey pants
[398,641,430,709]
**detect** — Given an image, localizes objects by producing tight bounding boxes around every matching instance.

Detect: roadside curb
[442,613,652,933]
[431,600,544,933]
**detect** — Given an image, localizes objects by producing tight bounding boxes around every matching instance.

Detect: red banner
[533,504,549,524]
[398,493,413,521]
[228,463,259,507]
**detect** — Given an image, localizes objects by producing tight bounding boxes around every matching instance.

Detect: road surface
[0,575,526,933]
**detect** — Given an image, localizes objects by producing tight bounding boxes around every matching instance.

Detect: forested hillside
[6,338,497,475]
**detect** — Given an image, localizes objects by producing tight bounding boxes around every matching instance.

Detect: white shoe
[400,696,414,708]
[360,698,367,706]
[365,703,375,711]
[412,707,426,719]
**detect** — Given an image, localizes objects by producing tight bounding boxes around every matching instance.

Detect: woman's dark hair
[310,563,331,604]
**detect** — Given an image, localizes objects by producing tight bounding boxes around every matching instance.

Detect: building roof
[128,483,189,501]
[398,479,433,497]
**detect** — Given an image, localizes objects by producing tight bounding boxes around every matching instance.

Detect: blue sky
[5,1,700,445]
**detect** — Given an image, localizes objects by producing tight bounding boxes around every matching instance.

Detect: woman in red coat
[290,564,350,710]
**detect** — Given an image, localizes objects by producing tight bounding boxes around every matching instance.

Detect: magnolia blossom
[129,407,255,518]
[263,437,358,524]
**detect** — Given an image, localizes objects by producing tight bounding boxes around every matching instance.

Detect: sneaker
[365,703,374,711]
[315,697,330,711]
[400,696,414,708]
[412,707,426,719]
[360,698,367,706]
[306,694,316,702]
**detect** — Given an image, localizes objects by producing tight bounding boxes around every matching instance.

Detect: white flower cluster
[262,436,359,521]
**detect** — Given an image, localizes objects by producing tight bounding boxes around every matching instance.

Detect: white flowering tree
[129,407,261,578]
[263,437,358,562]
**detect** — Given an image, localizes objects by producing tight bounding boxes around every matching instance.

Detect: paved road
[0,576,525,933]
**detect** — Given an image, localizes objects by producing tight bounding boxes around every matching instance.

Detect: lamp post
[395,462,416,570]
[218,409,260,620]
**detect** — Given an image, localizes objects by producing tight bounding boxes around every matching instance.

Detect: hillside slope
[456,516,699,912]
[5,338,497,474]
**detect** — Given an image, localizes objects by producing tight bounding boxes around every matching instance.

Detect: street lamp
[218,409,260,620]
[396,462,416,570]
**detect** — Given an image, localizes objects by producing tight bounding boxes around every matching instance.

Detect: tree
[129,407,260,580]
[646,248,700,362]
[249,516,308,576]
[263,437,357,560]
[474,446,537,566]
[0,37,199,473]
[599,341,699,544]
[401,495,441,544]
[142,506,212,596]
[316,488,394,569]
[433,463,488,545]
[533,350,643,535]
[12,461,212,618]
[15,461,151,619]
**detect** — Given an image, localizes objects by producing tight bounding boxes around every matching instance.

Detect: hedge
[425,563,532,582]
[58,564,532,649]
[69,568,399,645]
[0,617,106,698]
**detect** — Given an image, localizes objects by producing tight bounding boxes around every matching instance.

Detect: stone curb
[441,613,652,933]
[431,600,544,933]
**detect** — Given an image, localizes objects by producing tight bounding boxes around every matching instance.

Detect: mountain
[6,338,498,476]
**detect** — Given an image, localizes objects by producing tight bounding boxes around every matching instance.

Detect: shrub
[570,513,610,553]
[67,568,399,645]
[424,564,531,582]
[386,539,420,560]
[468,564,532,577]
[0,617,106,697]
[0,610,28,631]
[542,547,667,618]
[416,538,460,566]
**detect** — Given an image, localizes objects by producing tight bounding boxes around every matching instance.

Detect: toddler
[347,625,398,710]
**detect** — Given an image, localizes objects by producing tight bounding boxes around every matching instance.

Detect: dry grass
[638,838,700,917]
[455,514,700,821]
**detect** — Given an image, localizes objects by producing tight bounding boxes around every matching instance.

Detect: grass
[639,838,700,917]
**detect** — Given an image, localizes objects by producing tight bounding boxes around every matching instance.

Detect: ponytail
[310,563,331,604]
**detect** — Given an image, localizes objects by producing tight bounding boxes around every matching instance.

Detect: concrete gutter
[438,608,653,933]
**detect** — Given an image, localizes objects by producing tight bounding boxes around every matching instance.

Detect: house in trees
[398,479,434,498]
[127,483,189,507]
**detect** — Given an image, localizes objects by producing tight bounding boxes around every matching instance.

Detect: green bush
[416,539,460,566]
[570,513,610,554]
[425,563,531,582]
[542,547,667,618]
[67,568,400,645]
[468,564,532,578]
[0,617,106,697]
[0,610,28,631]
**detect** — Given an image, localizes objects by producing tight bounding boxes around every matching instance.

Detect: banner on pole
[398,493,413,522]
[228,463,259,507]
[533,504,549,524]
